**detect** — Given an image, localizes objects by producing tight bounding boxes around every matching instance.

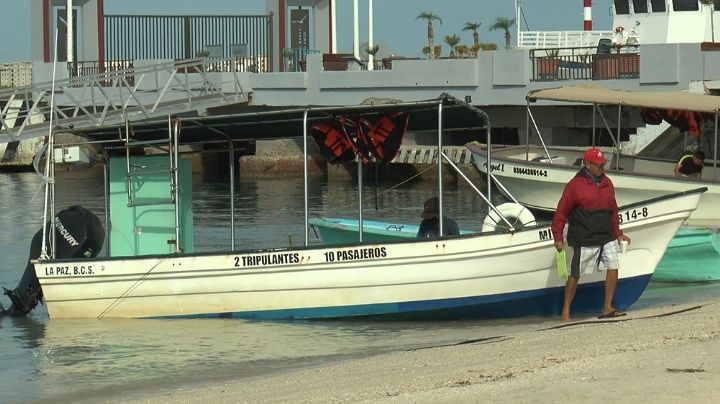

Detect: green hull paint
[309,217,475,245]
[309,218,415,245]
[654,228,720,282]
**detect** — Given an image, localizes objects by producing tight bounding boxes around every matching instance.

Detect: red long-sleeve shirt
[551,170,623,244]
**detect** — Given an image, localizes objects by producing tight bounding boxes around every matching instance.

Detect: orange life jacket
[310,119,357,164]
[357,112,409,164]
[661,109,706,138]
[311,113,410,165]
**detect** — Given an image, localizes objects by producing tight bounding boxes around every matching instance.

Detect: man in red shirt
[552,148,632,321]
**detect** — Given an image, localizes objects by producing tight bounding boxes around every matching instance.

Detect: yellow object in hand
[555,250,568,281]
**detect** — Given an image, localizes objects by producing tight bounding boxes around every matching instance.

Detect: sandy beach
[102,297,720,404]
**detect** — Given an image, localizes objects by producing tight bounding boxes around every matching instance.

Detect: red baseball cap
[583,148,607,165]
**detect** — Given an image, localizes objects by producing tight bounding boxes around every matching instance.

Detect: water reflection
[0,170,513,402]
[5,314,551,401]
[3,170,720,402]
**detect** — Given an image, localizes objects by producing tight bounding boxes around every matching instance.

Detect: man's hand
[554,240,564,252]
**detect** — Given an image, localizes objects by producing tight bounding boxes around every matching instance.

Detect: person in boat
[611,26,629,50]
[674,150,705,178]
[416,197,460,239]
[551,148,632,321]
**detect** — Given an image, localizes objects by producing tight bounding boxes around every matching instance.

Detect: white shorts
[568,239,619,278]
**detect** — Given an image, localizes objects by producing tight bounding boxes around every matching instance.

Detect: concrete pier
[237,138,482,183]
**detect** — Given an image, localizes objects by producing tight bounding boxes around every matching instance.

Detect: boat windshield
[672,0,698,11]
[614,0,630,14]
[650,0,666,12]
[632,0,648,13]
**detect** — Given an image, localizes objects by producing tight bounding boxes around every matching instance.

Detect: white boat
[467,85,720,228]
[517,0,720,48]
[467,143,720,227]
[0,95,705,319]
[31,188,704,319]
[466,84,720,282]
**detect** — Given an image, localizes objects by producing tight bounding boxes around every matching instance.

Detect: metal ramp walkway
[391,145,473,165]
[0,58,247,144]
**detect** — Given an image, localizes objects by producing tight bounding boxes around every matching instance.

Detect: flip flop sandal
[597,310,627,319]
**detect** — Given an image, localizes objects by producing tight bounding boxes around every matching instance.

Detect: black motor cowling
[1,205,104,316]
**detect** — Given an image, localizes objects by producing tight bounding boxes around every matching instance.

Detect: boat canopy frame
[525,84,720,181]
[41,93,524,258]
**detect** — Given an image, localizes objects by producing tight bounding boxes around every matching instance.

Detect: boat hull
[313,219,720,284]
[653,227,720,282]
[309,218,416,245]
[467,144,720,227]
[309,218,476,245]
[33,189,703,319]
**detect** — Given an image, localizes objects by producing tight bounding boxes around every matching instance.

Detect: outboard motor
[1,205,104,316]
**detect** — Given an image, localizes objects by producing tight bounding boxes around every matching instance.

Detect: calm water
[1,170,719,403]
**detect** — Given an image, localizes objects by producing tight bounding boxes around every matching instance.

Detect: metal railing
[518,30,614,49]
[189,56,268,73]
[67,60,135,86]
[283,48,320,72]
[0,58,247,144]
[530,45,640,82]
[105,14,272,66]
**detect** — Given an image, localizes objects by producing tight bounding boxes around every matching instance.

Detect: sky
[0,0,614,63]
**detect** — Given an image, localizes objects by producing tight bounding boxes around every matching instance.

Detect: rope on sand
[407,335,511,351]
[537,305,704,332]
[402,304,708,351]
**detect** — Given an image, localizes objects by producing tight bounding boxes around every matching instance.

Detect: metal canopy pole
[527,109,553,163]
[595,108,619,149]
[40,28,61,259]
[229,142,236,250]
[616,104,622,171]
[486,116,492,204]
[303,109,309,246]
[438,100,444,236]
[358,157,364,242]
[714,111,718,182]
[49,130,56,258]
[525,101,530,160]
[172,118,181,253]
[103,151,110,257]
[592,103,597,145]
[443,152,515,230]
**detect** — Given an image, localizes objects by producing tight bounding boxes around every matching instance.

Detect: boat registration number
[618,207,648,224]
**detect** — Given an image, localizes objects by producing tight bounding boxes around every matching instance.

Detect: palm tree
[490,17,516,49]
[364,44,380,57]
[463,22,482,47]
[416,12,442,59]
[700,0,716,42]
[364,44,380,69]
[444,34,461,57]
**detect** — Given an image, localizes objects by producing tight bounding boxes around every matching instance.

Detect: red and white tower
[583,0,592,31]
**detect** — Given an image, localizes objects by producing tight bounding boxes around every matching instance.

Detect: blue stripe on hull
[171,275,652,320]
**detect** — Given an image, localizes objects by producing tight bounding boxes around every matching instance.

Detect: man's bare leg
[562,276,579,321]
[603,269,619,315]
